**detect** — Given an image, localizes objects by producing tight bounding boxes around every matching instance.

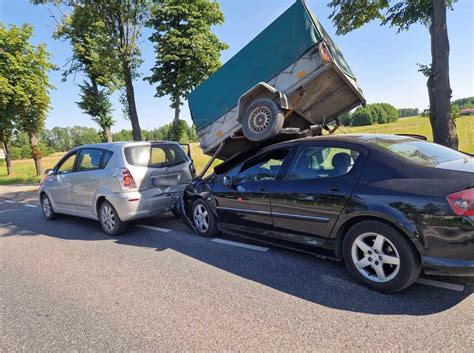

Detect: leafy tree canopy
[146,0,228,110]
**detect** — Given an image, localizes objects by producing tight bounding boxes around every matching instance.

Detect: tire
[41,193,57,220]
[242,98,284,142]
[342,221,421,293]
[99,200,128,236]
[191,199,219,237]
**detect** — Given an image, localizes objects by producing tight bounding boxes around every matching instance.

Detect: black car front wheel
[343,221,421,293]
[191,199,219,237]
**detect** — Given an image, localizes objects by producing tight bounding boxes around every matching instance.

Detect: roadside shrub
[352,103,398,126]
[379,103,398,123]
[351,106,375,126]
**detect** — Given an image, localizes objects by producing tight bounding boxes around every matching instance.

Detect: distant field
[0,116,472,185]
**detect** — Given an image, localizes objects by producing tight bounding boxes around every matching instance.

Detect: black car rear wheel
[343,221,421,293]
[191,199,219,237]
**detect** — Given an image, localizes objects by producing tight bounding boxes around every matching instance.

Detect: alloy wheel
[42,196,52,217]
[351,232,401,283]
[101,204,116,232]
[193,204,209,233]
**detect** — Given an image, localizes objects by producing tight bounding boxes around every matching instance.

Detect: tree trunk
[2,141,13,175]
[28,132,43,176]
[428,0,458,149]
[172,95,181,142]
[122,60,142,141]
[104,126,113,143]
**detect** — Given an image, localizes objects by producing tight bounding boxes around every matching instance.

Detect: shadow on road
[1,210,472,317]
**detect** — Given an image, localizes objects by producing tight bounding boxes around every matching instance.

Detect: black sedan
[184,135,474,293]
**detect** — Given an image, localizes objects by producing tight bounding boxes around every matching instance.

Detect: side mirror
[223,175,237,188]
[44,168,53,175]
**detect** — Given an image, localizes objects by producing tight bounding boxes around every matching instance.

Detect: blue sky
[1,0,473,131]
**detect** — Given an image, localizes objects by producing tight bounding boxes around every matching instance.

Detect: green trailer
[188,0,365,160]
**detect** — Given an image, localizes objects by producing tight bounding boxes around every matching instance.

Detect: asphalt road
[1,192,473,351]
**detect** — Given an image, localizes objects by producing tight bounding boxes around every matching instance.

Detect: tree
[0,24,54,176]
[146,0,228,141]
[398,108,420,117]
[328,0,458,149]
[0,71,14,174]
[85,0,148,141]
[33,0,148,141]
[54,5,122,142]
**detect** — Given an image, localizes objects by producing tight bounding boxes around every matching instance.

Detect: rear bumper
[422,256,474,276]
[107,191,180,222]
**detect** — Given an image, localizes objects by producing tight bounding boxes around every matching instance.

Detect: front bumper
[107,191,180,222]
[422,256,474,276]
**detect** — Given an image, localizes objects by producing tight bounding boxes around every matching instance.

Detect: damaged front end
[176,176,215,233]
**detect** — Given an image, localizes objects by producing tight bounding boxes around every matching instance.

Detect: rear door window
[124,144,187,168]
[288,146,359,180]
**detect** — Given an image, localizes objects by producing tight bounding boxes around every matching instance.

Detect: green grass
[1,116,472,185]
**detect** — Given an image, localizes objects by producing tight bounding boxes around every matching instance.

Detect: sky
[1,0,473,132]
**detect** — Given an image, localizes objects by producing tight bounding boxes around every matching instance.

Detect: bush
[351,103,398,126]
[352,106,375,126]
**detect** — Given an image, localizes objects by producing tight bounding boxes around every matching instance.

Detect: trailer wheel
[242,98,284,142]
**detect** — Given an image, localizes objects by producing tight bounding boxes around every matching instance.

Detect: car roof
[76,140,180,150]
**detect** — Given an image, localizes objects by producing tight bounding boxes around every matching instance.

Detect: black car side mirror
[44,168,53,175]
[223,175,239,188]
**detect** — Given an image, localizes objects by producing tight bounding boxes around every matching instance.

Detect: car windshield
[365,135,470,167]
[124,144,187,168]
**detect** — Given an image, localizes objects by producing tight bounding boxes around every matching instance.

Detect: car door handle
[90,176,97,181]
[328,188,346,196]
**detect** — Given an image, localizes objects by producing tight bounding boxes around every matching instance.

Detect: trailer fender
[237,82,289,123]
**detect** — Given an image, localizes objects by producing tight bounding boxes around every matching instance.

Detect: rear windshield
[366,136,469,167]
[124,144,187,168]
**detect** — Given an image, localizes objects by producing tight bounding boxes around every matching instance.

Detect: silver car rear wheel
[99,200,128,236]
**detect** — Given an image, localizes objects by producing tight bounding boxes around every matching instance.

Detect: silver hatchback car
[39,141,195,235]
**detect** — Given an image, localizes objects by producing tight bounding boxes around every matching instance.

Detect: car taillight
[446,188,474,216]
[120,168,136,189]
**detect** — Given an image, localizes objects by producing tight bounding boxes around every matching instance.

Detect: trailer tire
[242,98,284,142]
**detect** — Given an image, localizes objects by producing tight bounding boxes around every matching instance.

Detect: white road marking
[211,238,269,252]
[5,200,16,204]
[416,278,464,292]
[24,204,38,208]
[136,224,171,233]
[0,222,12,226]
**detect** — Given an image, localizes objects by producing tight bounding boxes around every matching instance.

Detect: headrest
[332,153,353,168]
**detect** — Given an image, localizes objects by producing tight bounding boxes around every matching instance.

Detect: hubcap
[351,232,400,283]
[101,204,116,232]
[248,106,272,133]
[193,204,209,233]
[42,196,52,217]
